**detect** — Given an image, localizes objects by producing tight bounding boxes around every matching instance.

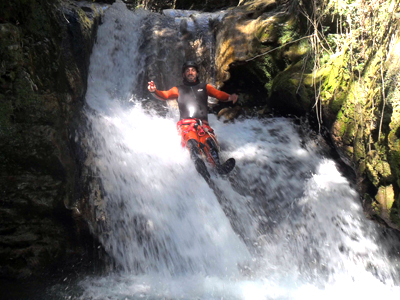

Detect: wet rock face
[0,0,103,278]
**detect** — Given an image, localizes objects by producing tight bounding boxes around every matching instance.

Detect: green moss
[365,146,393,187]
[336,101,355,136]
[255,22,276,43]
[354,128,365,162]
[388,130,400,189]
[269,60,313,113]
[278,17,299,45]
[330,90,346,112]
[287,39,310,57]
[317,48,353,121]
[343,121,356,144]
[77,6,98,37]
[372,200,381,215]
[376,185,395,213]
[358,158,366,174]
[260,55,277,92]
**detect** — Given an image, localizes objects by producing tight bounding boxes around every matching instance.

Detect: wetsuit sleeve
[206,84,230,101]
[152,87,179,100]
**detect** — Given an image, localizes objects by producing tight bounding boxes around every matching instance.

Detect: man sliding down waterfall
[148,61,238,182]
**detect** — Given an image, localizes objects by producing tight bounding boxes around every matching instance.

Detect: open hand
[148,81,156,92]
[229,93,238,104]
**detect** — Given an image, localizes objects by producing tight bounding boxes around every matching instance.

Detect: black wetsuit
[176,82,208,121]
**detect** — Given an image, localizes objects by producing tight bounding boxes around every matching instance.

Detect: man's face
[183,67,198,82]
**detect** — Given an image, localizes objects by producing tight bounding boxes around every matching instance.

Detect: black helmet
[182,61,199,73]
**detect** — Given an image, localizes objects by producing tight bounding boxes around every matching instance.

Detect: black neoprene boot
[206,139,235,175]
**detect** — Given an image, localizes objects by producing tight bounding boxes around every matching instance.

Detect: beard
[185,74,197,82]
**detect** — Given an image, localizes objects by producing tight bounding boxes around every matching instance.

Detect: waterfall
[61,2,400,299]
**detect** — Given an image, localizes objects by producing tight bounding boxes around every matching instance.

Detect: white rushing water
[66,2,400,299]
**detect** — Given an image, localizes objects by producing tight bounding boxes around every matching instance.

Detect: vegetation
[305,0,400,227]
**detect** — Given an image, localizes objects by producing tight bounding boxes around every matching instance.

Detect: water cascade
[58,2,400,299]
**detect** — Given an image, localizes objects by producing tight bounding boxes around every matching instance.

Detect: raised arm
[206,84,238,104]
[148,81,179,100]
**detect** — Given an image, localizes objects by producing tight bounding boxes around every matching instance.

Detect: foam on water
[76,104,400,299]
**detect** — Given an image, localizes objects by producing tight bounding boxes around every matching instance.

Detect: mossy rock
[268,60,313,115]
[365,150,393,187]
[255,21,278,44]
[354,126,366,162]
[336,117,356,145]
[388,130,400,189]
[375,185,395,222]
[317,49,352,126]
[283,39,310,64]
[0,0,104,279]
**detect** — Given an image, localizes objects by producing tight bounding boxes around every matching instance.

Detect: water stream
[51,2,400,299]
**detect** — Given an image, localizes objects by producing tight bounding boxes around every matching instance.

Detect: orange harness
[177,118,219,165]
